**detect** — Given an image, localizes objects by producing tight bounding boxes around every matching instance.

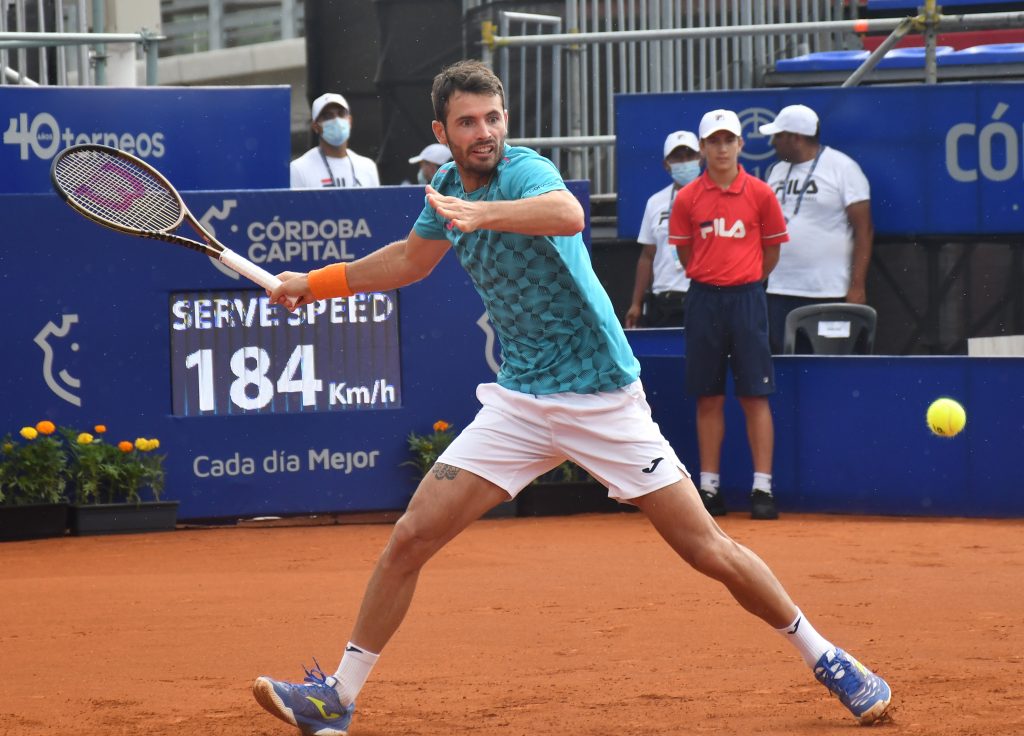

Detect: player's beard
[454,132,506,179]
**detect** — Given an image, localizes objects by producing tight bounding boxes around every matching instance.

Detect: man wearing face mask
[290,92,381,189]
[408,143,452,185]
[624,130,702,328]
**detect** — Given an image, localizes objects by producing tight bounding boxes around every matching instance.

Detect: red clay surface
[1,512,1022,736]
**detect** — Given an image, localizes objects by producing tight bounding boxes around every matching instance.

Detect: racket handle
[218,248,282,291]
[219,249,298,309]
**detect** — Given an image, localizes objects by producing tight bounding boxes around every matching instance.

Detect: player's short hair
[431,60,505,126]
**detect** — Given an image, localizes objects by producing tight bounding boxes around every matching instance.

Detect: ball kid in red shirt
[668,108,788,521]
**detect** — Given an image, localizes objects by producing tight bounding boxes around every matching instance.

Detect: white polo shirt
[290,147,381,189]
[764,146,870,298]
[637,183,690,294]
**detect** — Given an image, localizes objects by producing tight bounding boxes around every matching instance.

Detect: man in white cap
[669,109,788,521]
[759,104,873,353]
[290,92,381,189]
[624,130,701,328]
[408,143,452,185]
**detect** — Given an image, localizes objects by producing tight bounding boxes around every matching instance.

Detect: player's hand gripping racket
[50,144,291,302]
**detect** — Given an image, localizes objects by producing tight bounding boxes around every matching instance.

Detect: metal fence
[0,0,166,85]
[160,0,304,56]
[0,0,302,85]
[484,0,852,203]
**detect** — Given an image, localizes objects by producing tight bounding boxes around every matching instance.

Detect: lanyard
[319,148,360,187]
[780,145,825,221]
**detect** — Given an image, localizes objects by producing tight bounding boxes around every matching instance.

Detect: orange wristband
[307,263,354,300]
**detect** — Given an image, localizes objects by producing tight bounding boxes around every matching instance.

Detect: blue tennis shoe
[814,647,892,725]
[253,660,355,736]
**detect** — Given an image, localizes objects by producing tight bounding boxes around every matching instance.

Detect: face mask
[417,168,428,185]
[670,160,701,186]
[320,117,350,147]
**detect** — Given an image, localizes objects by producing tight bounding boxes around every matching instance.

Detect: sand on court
[1,512,1021,736]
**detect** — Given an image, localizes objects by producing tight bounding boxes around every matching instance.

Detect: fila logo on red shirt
[698,218,747,239]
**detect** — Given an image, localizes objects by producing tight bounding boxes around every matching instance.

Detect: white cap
[662,130,700,159]
[759,104,819,136]
[408,143,452,166]
[698,109,742,139]
[311,92,350,121]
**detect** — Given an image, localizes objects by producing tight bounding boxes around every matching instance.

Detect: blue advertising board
[616,83,1024,238]
[0,86,290,194]
[0,183,589,520]
[630,336,1024,518]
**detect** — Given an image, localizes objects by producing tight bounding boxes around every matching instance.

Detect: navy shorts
[684,280,775,397]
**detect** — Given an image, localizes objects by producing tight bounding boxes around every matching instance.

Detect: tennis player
[254,60,892,735]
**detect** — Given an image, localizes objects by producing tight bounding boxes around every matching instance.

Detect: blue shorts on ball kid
[684,280,775,397]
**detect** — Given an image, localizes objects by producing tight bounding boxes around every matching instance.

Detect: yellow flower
[433,420,450,432]
[36,420,56,435]
[94,424,107,434]
[135,437,148,451]
[77,432,94,444]
[3,442,13,452]
[118,441,133,453]
[20,426,38,440]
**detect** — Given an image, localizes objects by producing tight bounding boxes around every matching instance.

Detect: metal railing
[159,0,304,56]
[1,0,303,85]
[485,0,1024,207]
[484,0,850,204]
[1,0,163,85]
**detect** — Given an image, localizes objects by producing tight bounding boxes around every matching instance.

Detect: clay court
[1,512,1021,736]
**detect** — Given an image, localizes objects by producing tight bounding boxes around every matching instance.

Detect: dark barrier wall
[304,0,384,163]
[303,0,463,184]
[0,182,588,520]
[0,86,291,193]
[374,0,464,186]
[616,83,1024,239]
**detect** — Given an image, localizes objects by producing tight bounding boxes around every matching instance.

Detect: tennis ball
[926,397,966,437]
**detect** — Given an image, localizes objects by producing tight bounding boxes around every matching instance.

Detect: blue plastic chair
[943,43,1024,66]
[867,0,1019,7]
[774,47,953,73]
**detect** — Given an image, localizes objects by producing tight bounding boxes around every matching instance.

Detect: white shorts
[437,381,689,502]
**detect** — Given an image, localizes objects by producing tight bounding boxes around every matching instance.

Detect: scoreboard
[169,291,402,416]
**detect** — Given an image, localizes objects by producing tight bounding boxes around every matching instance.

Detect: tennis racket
[50,143,287,297]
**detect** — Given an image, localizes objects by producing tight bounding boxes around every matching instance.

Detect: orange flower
[118,441,133,453]
[94,424,107,434]
[35,420,56,435]
[433,420,450,432]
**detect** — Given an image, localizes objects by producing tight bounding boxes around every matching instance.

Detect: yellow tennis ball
[926,398,966,437]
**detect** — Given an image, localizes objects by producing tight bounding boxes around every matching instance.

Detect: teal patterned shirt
[413,144,639,395]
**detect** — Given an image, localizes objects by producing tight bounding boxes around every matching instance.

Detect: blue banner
[0,183,589,520]
[616,83,1024,238]
[0,86,290,194]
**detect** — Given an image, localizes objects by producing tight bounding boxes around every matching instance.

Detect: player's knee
[381,513,442,571]
[688,533,741,581]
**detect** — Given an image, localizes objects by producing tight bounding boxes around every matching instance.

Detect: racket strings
[54,151,182,233]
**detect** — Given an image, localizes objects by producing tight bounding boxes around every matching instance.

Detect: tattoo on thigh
[432,463,461,481]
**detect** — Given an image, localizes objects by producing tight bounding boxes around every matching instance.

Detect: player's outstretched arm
[425,185,584,236]
[268,229,450,310]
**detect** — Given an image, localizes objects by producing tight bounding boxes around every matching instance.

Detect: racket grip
[218,248,282,291]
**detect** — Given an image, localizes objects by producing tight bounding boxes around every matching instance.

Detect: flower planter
[69,501,179,536]
[516,481,636,517]
[0,503,68,541]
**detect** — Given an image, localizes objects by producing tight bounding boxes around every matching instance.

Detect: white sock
[752,472,772,494]
[699,472,720,493]
[332,642,380,706]
[775,610,834,668]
